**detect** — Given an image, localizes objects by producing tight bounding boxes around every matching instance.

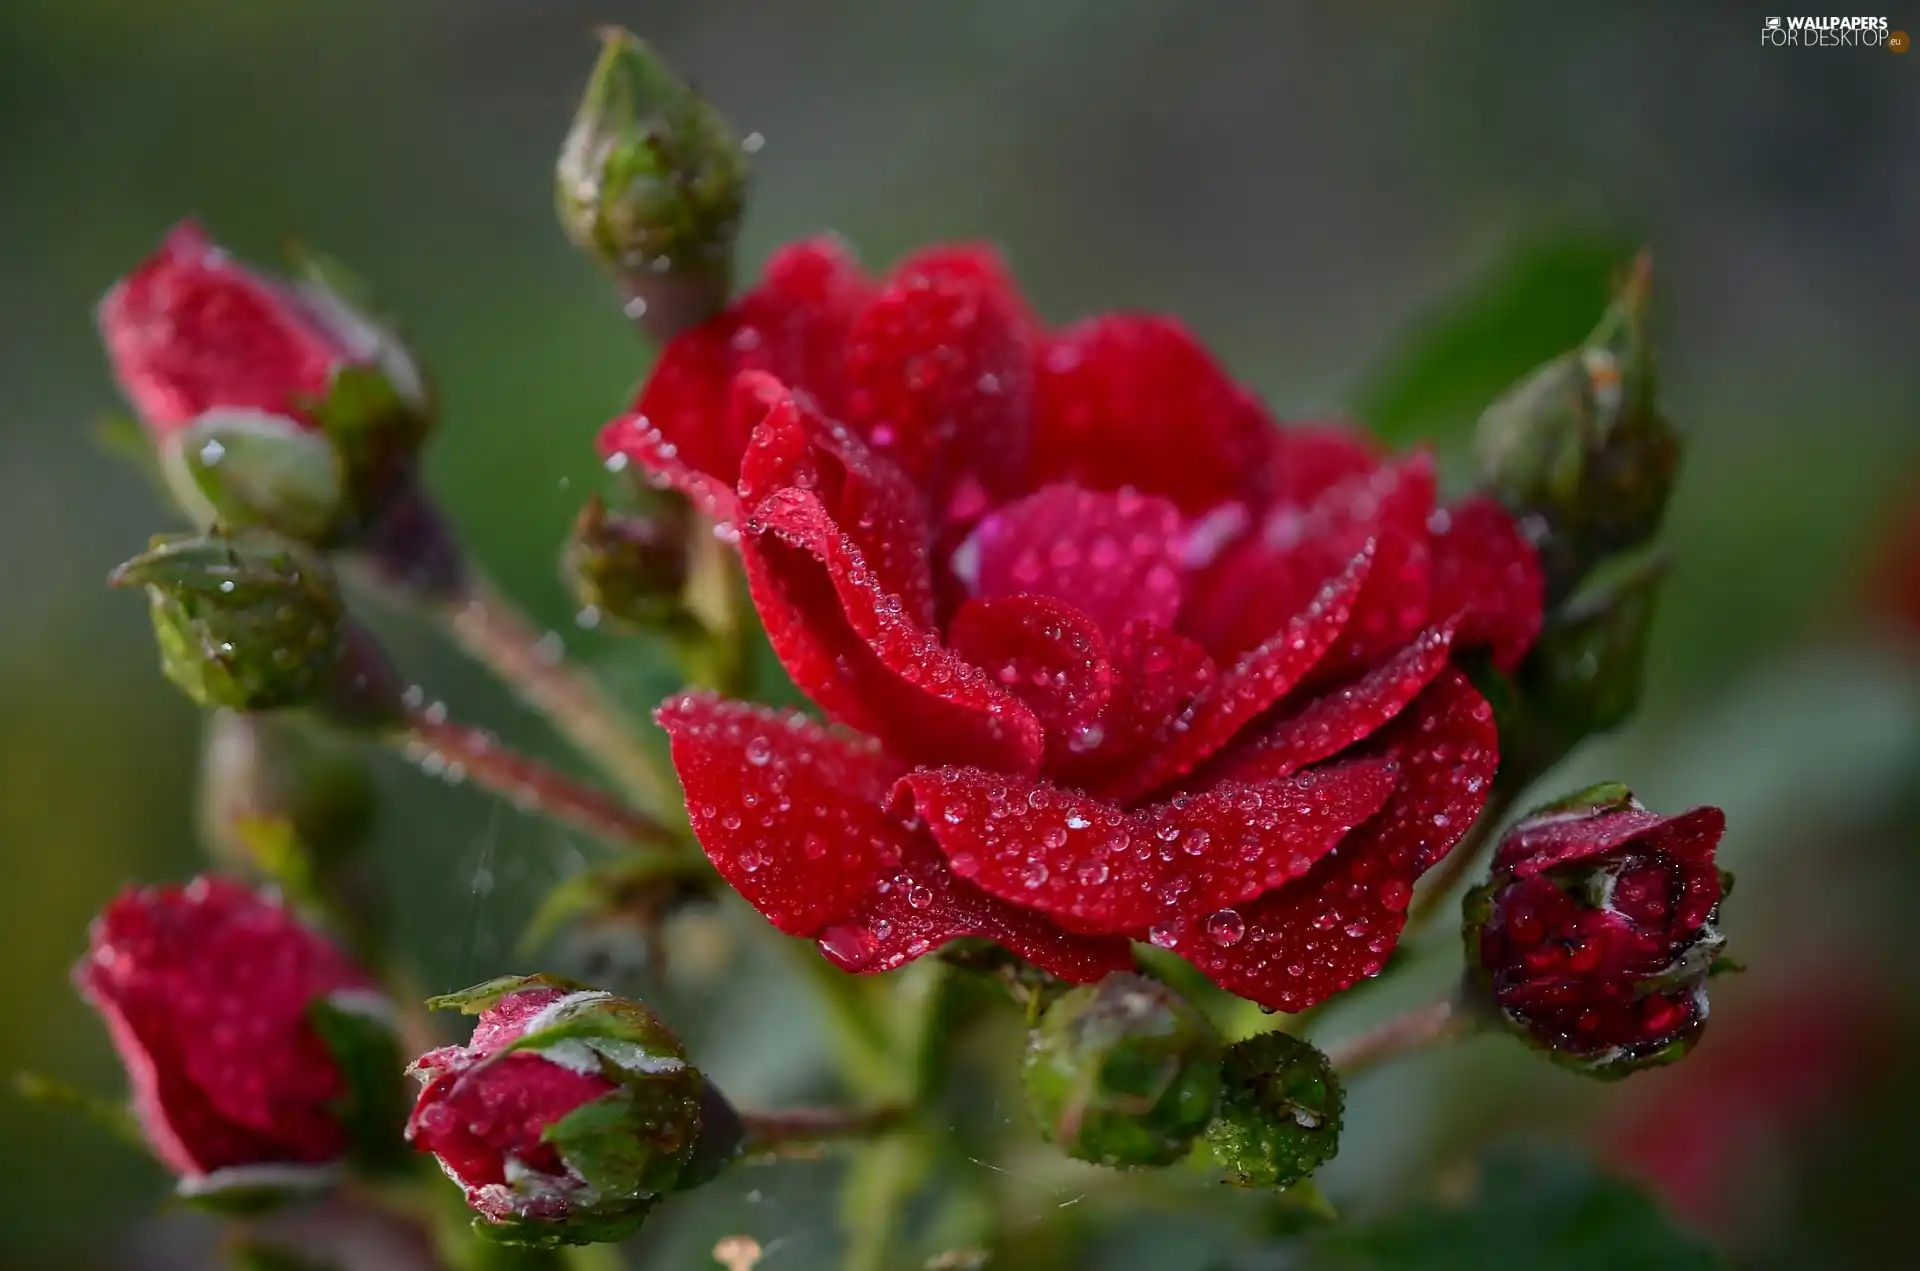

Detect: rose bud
[408,975,740,1247]
[110,532,347,713]
[562,494,692,631]
[1464,784,1730,1079]
[73,876,403,1204]
[555,27,748,333]
[1476,253,1680,602]
[1022,973,1222,1169]
[1204,1031,1344,1190]
[98,222,431,542]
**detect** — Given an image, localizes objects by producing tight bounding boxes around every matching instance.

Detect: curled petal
[597,411,743,526]
[1031,315,1278,513]
[738,378,937,625]
[1499,804,1726,931]
[743,488,1045,773]
[815,837,1132,983]
[1106,544,1373,804]
[904,760,1395,935]
[948,595,1114,739]
[629,237,872,485]
[1202,624,1456,787]
[658,694,905,936]
[1172,668,1499,1012]
[1427,496,1545,671]
[953,484,1185,637]
[1061,621,1218,794]
[843,245,1035,513]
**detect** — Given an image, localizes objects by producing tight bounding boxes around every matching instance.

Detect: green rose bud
[1205,1031,1344,1189]
[111,533,344,712]
[1022,973,1222,1169]
[1476,253,1680,602]
[556,28,748,328]
[562,494,692,630]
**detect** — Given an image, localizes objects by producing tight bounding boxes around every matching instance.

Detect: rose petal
[1030,314,1277,513]
[738,378,936,625]
[948,595,1114,739]
[629,237,872,485]
[1201,624,1457,787]
[1500,805,1726,931]
[842,245,1035,514]
[658,693,906,936]
[1264,424,1382,508]
[1104,545,1373,804]
[815,836,1132,983]
[904,759,1396,935]
[1061,621,1218,794]
[953,484,1186,638]
[1183,453,1433,670]
[1426,496,1544,671]
[743,488,1045,773]
[408,1054,615,1194]
[1171,668,1498,1012]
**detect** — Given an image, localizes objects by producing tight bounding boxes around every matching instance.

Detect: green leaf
[1291,1148,1721,1270]
[1353,232,1631,449]
[471,1204,653,1250]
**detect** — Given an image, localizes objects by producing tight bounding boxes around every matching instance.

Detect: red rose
[74,876,386,1190]
[608,238,1543,1012]
[1467,788,1728,1076]
[406,979,713,1237]
[98,222,392,435]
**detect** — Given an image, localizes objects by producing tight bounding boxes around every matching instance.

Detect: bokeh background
[4,2,1918,1267]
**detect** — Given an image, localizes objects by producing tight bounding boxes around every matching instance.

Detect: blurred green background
[4,2,1918,1267]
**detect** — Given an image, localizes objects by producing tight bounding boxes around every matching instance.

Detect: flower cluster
[615,239,1543,1011]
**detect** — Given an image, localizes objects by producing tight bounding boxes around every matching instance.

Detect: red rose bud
[556,28,748,333]
[110,532,346,713]
[73,876,400,1203]
[562,494,692,631]
[98,222,430,541]
[1475,253,1680,601]
[1464,784,1730,1079]
[408,975,738,1247]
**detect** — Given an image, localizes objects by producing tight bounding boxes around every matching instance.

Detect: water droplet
[1205,909,1245,946]
[1147,923,1179,948]
[744,736,773,766]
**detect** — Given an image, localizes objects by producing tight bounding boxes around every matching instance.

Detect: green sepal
[11,1072,147,1153]
[540,1082,701,1199]
[471,1203,653,1249]
[164,410,346,543]
[1023,973,1222,1169]
[308,994,409,1176]
[425,973,590,1015]
[173,1164,342,1214]
[1205,1031,1344,1190]
[1525,781,1637,820]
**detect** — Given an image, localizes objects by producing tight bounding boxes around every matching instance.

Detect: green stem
[395,710,676,850]
[1324,996,1470,1078]
[738,1103,908,1158]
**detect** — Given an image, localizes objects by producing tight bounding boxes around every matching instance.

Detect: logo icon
[1764,16,1783,30]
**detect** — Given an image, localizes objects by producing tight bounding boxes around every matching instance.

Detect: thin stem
[738,1103,908,1158]
[441,573,684,825]
[1324,996,1470,1078]
[345,484,684,827]
[1403,789,1513,938]
[397,711,675,850]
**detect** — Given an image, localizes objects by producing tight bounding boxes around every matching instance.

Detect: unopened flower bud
[1476,253,1679,601]
[98,222,431,542]
[1204,1031,1343,1189]
[111,533,344,712]
[1503,551,1667,782]
[562,494,691,630]
[74,876,403,1205]
[408,975,739,1246]
[1022,973,1221,1169]
[556,29,747,320]
[1464,785,1730,1079]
